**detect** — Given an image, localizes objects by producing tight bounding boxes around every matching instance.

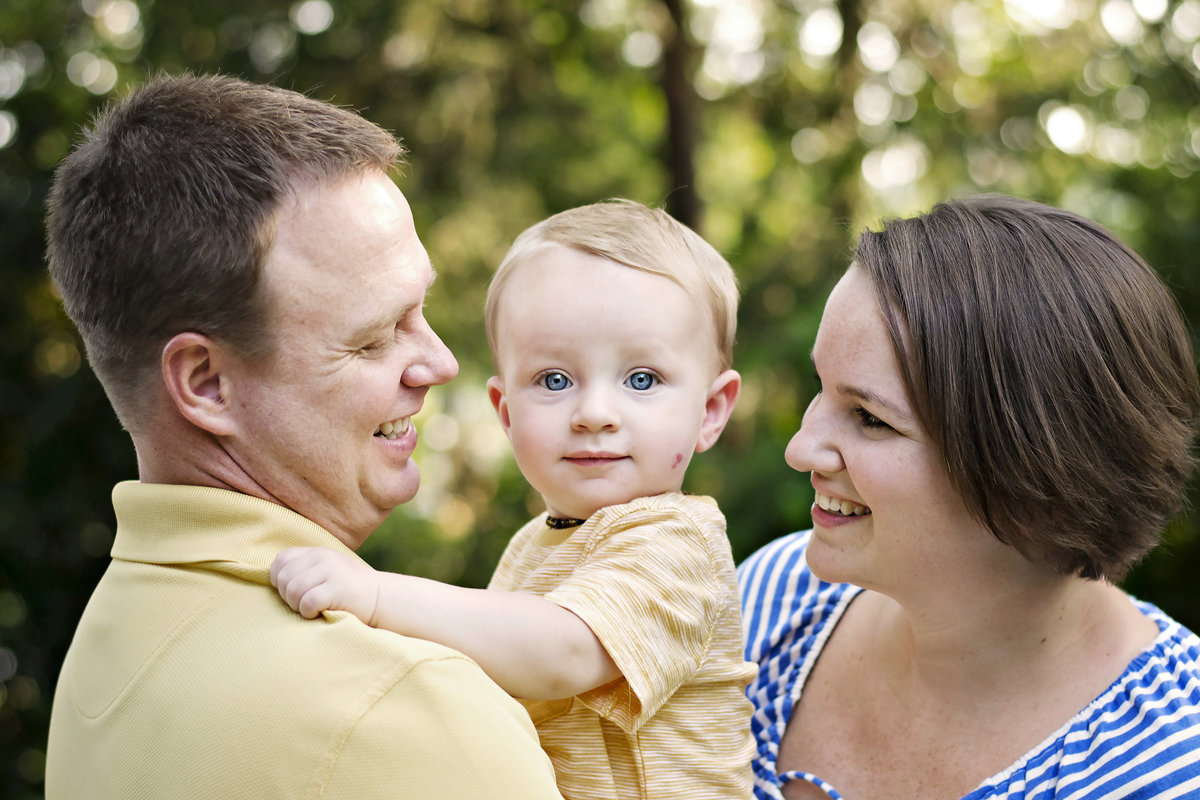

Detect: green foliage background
[2,0,1199,794]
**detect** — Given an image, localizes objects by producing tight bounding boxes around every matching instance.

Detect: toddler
[272,199,756,800]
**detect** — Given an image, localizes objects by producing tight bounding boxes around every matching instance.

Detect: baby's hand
[269,547,381,625]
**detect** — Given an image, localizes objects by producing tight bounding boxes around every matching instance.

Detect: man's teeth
[815,491,870,516]
[376,418,411,440]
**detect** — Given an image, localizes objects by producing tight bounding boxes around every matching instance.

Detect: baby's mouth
[374,418,411,440]
[815,491,871,517]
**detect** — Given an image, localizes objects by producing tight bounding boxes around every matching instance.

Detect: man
[43,73,562,799]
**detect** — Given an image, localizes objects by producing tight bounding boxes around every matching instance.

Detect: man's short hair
[484,198,739,372]
[46,73,404,432]
[856,194,1198,581]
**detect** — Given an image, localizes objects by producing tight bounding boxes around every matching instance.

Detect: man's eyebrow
[349,263,437,342]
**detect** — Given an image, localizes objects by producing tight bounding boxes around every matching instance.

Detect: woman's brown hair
[856,194,1198,580]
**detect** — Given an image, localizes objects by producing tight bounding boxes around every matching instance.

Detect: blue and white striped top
[739,530,1200,799]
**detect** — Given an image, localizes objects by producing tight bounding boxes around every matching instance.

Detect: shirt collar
[110,481,355,583]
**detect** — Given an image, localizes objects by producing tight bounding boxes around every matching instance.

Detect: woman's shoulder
[1133,598,1200,647]
[1120,598,1200,702]
[738,530,815,630]
[738,530,862,662]
[972,598,1200,799]
[1114,599,1200,715]
[738,530,813,585]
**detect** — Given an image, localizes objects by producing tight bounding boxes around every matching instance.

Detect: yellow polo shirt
[46,481,561,800]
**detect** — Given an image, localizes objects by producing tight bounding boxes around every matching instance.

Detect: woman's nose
[785,394,843,475]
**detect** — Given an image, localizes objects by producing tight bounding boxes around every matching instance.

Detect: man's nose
[401,321,459,388]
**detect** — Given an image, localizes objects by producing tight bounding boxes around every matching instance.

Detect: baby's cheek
[672,453,684,468]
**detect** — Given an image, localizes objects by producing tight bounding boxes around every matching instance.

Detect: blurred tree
[1,0,1198,795]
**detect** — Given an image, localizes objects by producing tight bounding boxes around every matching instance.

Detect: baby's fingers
[269,547,355,619]
[270,546,318,587]
[296,584,338,619]
[276,572,315,614]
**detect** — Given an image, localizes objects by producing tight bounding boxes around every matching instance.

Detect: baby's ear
[486,376,512,434]
[696,369,741,453]
[161,332,237,436]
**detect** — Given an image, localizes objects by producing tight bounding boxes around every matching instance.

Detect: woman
[740,195,1200,799]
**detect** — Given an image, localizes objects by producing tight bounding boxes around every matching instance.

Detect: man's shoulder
[222,590,490,687]
[314,610,486,671]
[305,613,521,716]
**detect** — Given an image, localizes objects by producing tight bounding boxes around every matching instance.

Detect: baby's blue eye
[626,371,657,391]
[540,371,571,391]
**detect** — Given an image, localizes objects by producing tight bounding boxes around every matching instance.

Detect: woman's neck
[866,572,1155,708]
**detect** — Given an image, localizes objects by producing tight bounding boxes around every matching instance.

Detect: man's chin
[371,469,422,514]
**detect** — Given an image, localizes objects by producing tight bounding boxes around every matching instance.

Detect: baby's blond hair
[485,199,739,371]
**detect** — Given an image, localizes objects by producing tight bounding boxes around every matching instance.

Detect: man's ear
[161,332,238,436]
[486,375,512,435]
[695,369,741,453]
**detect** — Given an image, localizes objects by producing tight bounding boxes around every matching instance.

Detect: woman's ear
[486,375,512,435]
[696,369,741,453]
[161,332,237,436]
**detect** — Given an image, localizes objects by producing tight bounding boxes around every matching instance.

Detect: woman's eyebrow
[839,383,914,423]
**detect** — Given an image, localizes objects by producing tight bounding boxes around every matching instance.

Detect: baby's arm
[270,547,619,700]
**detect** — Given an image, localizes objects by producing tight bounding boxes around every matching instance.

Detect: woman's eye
[539,371,571,391]
[626,371,657,391]
[855,407,890,430]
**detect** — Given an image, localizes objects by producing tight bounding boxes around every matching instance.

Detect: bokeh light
[1172,0,1200,41]
[696,0,767,88]
[791,127,829,164]
[66,52,118,95]
[290,0,334,35]
[250,23,297,72]
[623,30,663,67]
[0,52,26,100]
[861,137,929,189]
[1102,0,1146,45]
[888,58,927,95]
[0,111,16,149]
[853,79,895,126]
[858,22,899,72]
[799,7,843,62]
[1133,0,1168,21]
[1005,0,1077,30]
[1042,103,1091,154]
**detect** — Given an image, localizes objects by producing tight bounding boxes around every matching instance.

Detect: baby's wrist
[365,580,382,628]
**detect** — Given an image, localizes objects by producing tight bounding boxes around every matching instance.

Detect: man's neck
[132,425,375,551]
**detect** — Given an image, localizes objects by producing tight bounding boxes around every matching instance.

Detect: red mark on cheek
[673,453,684,468]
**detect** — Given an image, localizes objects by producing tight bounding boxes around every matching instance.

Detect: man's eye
[539,371,571,391]
[626,371,657,391]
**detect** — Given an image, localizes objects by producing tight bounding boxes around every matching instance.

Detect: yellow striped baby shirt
[489,492,756,800]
